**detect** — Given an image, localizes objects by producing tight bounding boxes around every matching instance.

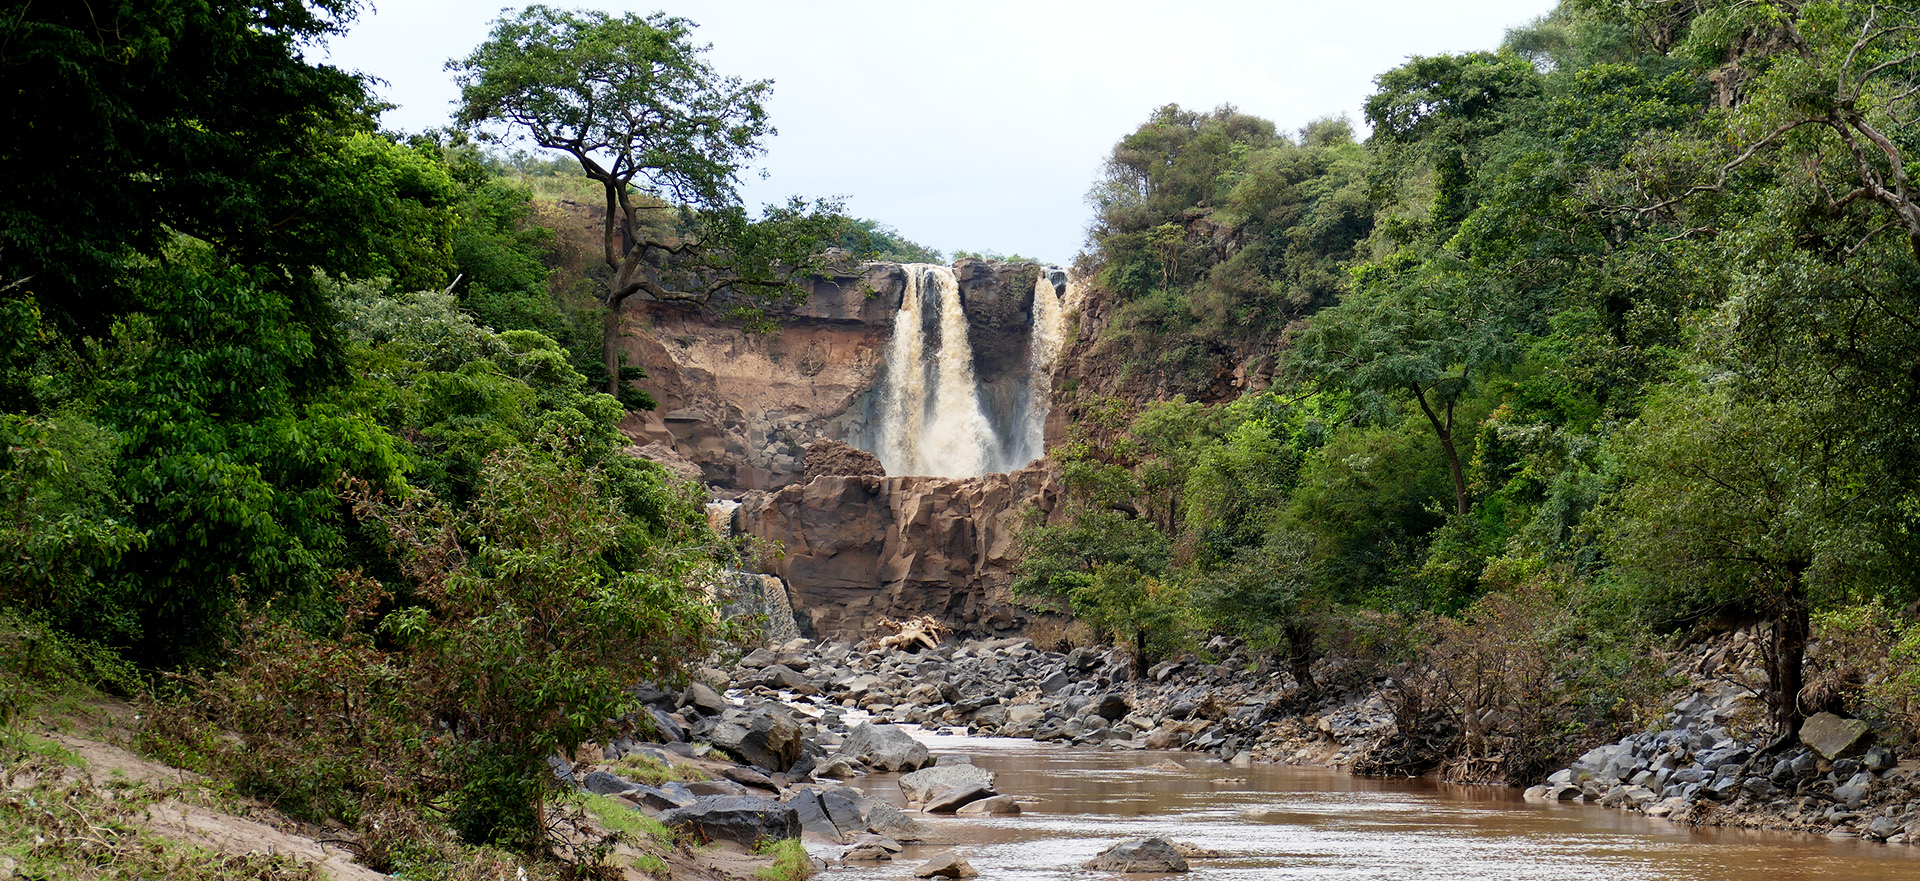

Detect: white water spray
[876,264,996,477]
[872,264,1073,477]
[1015,271,1067,466]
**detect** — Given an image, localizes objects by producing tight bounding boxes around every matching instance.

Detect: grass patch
[752,838,814,881]
[608,752,709,786]
[0,754,315,881]
[578,792,674,875]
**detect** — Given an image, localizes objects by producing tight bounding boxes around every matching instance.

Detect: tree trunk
[1768,564,1811,738]
[1413,386,1470,516]
[602,300,624,397]
[1284,621,1317,701]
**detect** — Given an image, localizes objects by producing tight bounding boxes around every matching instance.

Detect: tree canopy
[451,5,849,398]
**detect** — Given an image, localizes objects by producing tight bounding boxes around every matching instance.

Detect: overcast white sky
[324,0,1557,263]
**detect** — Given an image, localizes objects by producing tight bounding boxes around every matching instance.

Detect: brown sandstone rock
[804,440,885,480]
[735,462,1059,638]
[613,260,1042,491]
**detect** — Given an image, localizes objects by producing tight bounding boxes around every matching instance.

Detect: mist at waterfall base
[869,265,1067,479]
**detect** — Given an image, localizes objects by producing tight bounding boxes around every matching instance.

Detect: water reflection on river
[809,729,1920,880]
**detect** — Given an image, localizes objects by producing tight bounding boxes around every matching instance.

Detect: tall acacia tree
[450,5,845,398]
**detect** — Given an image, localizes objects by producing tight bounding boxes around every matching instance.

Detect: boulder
[1094,693,1131,721]
[818,787,930,842]
[954,794,1021,815]
[837,722,930,771]
[581,770,640,796]
[657,795,800,848]
[629,783,697,811]
[686,779,753,797]
[815,757,862,779]
[1005,705,1047,728]
[759,664,811,690]
[707,707,803,771]
[1799,712,1874,760]
[783,789,845,841]
[818,787,869,835]
[1835,771,1875,809]
[847,832,903,852]
[863,801,932,842]
[723,765,777,791]
[841,844,893,861]
[1082,837,1190,873]
[923,782,994,813]
[684,681,728,716]
[913,851,978,879]
[898,764,997,803]
[804,440,885,480]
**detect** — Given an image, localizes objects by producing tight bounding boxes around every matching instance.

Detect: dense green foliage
[1023,0,1920,775]
[450,5,852,400]
[0,0,838,866]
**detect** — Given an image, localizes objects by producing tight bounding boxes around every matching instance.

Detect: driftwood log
[876,615,948,652]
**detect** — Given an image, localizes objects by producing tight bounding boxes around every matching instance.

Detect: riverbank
[591,630,1920,857]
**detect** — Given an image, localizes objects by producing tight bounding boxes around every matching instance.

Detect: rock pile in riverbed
[713,635,1380,767]
[585,628,1920,860]
[1530,680,1920,842]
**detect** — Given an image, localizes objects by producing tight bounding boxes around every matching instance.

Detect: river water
[807,729,1920,880]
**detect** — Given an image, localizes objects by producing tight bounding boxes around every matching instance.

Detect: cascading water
[873,263,1072,478]
[877,264,997,477]
[1013,270,1066,467]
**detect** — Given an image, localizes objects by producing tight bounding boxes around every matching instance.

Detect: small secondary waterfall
[873,263,1071,478]
[877,264,996,477]
[1013,271,1066,466]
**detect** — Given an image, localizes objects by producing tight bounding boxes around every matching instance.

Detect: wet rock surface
[1082,837,1191,873]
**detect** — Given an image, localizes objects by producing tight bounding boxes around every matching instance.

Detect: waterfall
[872,263,1072,477]
[1014,270,1067,467]
[876,264,996,477]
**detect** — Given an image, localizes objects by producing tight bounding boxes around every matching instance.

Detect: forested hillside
[0,2,863,874]
[1024,0,1920,781]
[8,0,1920,875]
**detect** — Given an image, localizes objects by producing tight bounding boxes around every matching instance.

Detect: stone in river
[954,794,1021,815]
[782,789,844,841]
[841,844,893,861]
[913,851,978,878]
[1082,837,1190,873]
[923,782,994,813]
[837,722,930,771]
[899,763,996,803]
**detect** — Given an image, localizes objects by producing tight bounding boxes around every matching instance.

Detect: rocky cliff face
[617,258,1044,491]
[733,463,1059,638]
[614,259,1062,638]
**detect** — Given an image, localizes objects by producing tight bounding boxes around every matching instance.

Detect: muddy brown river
[807,729,1920,880]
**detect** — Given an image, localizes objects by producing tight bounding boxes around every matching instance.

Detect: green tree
[1604,370,1889,737]
[1285,253,1529,517]
[450,5,848,398]
[1365,51,1543,226]
[0,0,387,341]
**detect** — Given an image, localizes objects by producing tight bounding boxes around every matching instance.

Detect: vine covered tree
[450,5,847,400]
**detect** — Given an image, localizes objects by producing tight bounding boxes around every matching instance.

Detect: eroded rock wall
[617,259,1044,491]
[734,463,1059,639]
